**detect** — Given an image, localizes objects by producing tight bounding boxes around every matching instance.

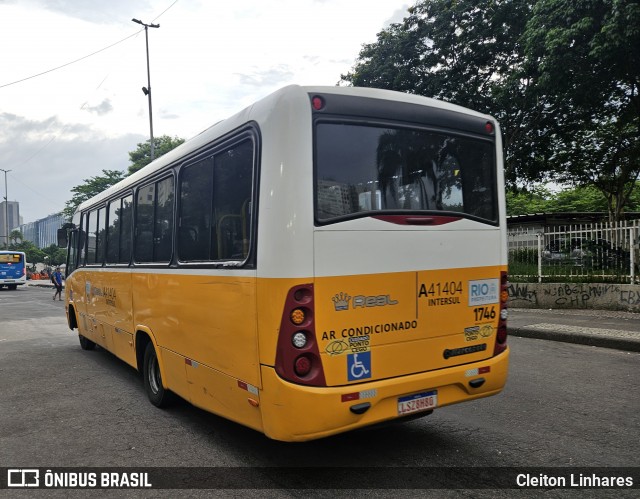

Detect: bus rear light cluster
[275,284,326,386]
[494,271,509,356]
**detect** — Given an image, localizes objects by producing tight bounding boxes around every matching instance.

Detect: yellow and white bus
[61,85,509,441]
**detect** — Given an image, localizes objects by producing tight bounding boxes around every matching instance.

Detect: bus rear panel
[0,251,27,290]
[258,88,509,440]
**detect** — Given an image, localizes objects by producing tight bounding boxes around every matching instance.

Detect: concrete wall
[508,282,640,312]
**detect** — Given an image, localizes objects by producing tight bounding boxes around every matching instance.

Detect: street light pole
[0,168,11,249]
[132,18,160,162]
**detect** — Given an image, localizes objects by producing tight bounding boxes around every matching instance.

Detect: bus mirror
[57,228,68,248]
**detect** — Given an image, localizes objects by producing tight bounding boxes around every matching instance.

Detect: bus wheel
[8,284,17,290]
[79,334,96,350]
[143,342,173,407]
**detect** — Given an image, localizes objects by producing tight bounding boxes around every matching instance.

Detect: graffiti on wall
[621,290,640,306]
[507,283,538,306]
[542,284,622,307]
[508,282,640,311]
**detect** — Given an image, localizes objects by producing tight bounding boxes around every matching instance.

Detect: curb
[26,282,64,289]
[509,326,640,353]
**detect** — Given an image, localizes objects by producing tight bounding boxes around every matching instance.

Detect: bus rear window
[315,123,497,224]
[0,253,23,263]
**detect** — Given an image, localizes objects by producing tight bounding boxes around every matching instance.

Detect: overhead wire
[0,0,179,219]
[0,32,140,89]
[0,0,179,89]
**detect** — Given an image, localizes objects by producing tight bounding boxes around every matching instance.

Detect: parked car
[569,238,630,271]
[542,239,570,263]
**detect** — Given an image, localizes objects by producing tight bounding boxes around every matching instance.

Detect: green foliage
[9,229,23,245]
[342,0,544,185]
[128,135,185,175]
[342,0,640,221]
[42,244,67,266]
[506,187,553,215]
[63,170,127,220]
[522,0,640,220]
[9,239,45,264]
[546,186,609,213]
[507,183,640,215]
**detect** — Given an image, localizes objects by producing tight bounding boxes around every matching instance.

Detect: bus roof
[75,85,495,217]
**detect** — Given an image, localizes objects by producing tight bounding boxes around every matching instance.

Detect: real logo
[333,291,399,310]
[332,292,351,311]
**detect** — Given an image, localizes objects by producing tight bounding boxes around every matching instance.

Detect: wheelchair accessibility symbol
[347,352,371,381]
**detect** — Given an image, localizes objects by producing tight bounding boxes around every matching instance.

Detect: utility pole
[0,169,11,249]
[132,18,160,161]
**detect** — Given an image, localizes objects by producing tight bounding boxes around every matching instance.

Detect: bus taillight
[494,271,509,356]
[275,284,326,386]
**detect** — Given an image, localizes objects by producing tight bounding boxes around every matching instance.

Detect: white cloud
[0,0,410,223]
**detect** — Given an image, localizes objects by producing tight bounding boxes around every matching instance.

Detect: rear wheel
[79,334,96,350]
[143,342,173,407]
[8,284,17,290]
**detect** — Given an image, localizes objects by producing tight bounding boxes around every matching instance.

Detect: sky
[0,0,410,224]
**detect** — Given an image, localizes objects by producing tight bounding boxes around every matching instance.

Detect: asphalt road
[1,285,638,497]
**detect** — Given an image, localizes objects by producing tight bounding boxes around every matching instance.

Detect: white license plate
[398,390,437,415]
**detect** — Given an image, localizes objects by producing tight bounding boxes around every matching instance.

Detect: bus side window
[178,157,213,261]
[212,140,253,260]
[135,184,155,262]
[154,177,174,262]
[86,209,98,264]
[119,195,133,264]
[78,213,86,266]
[66,230,79,275]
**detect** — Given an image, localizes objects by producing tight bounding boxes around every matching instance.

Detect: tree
[506,186,553,215]
[42,244,67,266]
[342,0,640,220]
[63,170,127,220]
[9,229,23,245]
[506,183,640,215]
[341,0,546,185]
[10,239,45,265]
[522,0,640,220]
[128,135,185,175]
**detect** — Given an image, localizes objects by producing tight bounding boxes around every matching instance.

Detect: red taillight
[494,271,509,356]
[294,355,312,376]
[485,121,495,134]
[311,95,325,111]
[275,284,326,386]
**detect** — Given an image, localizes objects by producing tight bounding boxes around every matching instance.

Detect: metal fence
[508,220,640,283]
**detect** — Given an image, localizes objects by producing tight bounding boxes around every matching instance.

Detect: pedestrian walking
[52,267,63,301]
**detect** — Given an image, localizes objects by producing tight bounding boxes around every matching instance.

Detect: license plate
[398,390,437,415]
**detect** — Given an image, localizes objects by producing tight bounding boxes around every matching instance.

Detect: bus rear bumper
[260,348,509,442]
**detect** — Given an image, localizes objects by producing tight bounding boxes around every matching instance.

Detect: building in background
[0,200,21,247]
[19,213,65,248]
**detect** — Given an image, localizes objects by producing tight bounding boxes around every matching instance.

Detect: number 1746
[473,306,496,321]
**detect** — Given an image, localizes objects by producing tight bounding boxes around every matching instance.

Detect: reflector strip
[341,389,377,402]
[341,393,359,402]
[465,366,490,377]
[237,380,259,396]
[185,359,199,368]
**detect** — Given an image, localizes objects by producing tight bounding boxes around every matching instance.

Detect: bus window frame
[176,127,260,270]
[104,191,134,267]
[66,229,79,276]
[312,117,499,227]
[133,172,176,266]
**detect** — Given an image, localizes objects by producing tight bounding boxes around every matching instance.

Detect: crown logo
[332,292,351,311]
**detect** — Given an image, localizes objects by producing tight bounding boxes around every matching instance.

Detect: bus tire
[79,334,96,350]
[143,342,173,408]
[8,284,17,290]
